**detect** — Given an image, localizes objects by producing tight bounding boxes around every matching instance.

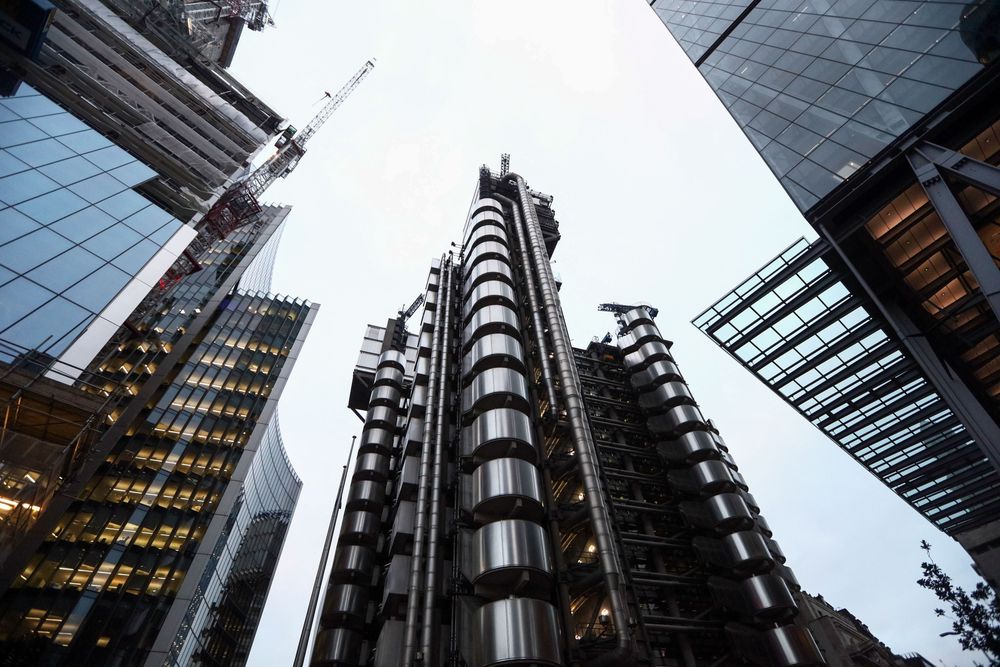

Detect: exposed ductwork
[506,174,636,663]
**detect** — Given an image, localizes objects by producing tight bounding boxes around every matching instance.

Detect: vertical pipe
[509,175,635,662]
[421,257,454,664]
[293,435,356,667]
[493,194,559,418]
[403,258,446,666]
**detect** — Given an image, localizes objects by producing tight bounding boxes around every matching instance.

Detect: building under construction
[304,166,825,667]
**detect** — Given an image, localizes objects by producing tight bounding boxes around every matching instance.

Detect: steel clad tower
[305,166,824,667]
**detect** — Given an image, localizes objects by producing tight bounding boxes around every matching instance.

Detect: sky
[227,2,985,664]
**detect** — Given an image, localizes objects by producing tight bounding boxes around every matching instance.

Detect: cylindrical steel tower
[306,167,824,667]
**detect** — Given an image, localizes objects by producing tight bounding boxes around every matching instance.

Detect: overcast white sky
[228,2,984,664]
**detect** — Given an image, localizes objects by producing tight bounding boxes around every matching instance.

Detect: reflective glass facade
[694,239,1000,534]
[0,84,184,364]
[650,0,993,210]
[166,418,300,667]
[0,278,314,665]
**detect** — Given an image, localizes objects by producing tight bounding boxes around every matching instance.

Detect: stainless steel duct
[491,193,559,418]
[402,258,446,666]
[507,174,635,663]
[421,257,455,664]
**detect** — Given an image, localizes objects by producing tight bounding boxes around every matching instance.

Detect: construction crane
[128,60,375,329]
[389,294,425,352]
[598,302,660,318]
[224,1,275,30]
[398,294,425,325]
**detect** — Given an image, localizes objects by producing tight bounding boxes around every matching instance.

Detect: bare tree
[918,541,1000,663]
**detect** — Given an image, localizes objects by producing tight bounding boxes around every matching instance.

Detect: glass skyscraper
[650,0,993,210]
[1,83,195,371]
[0,197,316,665]
[646,0,1000,586]
[0,2,316,664]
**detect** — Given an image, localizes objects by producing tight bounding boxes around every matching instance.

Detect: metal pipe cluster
[617,307,823,666]
[457,197,561,667]
[311,349,407,666]
[402,258,449,666]
[507,176,636,665]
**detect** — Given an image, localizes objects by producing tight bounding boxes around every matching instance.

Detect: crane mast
[127,60,375,331]
[242,59,375,198]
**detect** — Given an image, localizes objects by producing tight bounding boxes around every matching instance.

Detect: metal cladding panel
[374,365,404,389]
[756,514,773,538]
[630,359,683,390]
[681,493,754,534]
[623,340,672,370]
[466,408,536,463]
[346,480,385,512]
[361,426,394,453]
[618,323,661,354]
[381,554,410,604]
[463,304,520,346]
[465,223,509,251]
[767,538,787,564]
[373,619,405,667]
[469,520,554,598]
[674,459,738,496]
[464,241,511,273]
[463,333,525,379]
[724,531,774,571]
[463,367,530,414]
[471,598,562,667]
[320,583,368,628]
[473,198,504,213]
[464,280,517,315]
[742,574,797,622]
[354,452,389,483]
[391,500,416,538]
[331,545,376,582]
[378,349,406,371]
[312,628,361,666]
[409,383,428,417]
[620,307,655,331]
[466,207,507,235]
[366,405,398,429]
[658,430,723,464]
[765,624,824,666]
[647,404,708,436]
[403,418,424,450]
[341,510,381,546]
[369,384,402,408]
[471,458,545,521]
[637,381,695,412]
[464,259,514,293]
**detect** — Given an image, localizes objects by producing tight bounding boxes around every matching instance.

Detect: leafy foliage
[918,540,1000,662]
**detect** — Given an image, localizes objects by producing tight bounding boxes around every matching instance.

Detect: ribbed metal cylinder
[471,598,562,667]
[616,308,811,652]
[314,349,408,667]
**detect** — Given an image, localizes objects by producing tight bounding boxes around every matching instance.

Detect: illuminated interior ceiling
[864,116,1000,411]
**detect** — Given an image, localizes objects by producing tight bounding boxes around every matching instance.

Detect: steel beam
[906,146,1000,325]
[818,223,1000,479]
[915,141,1000,196]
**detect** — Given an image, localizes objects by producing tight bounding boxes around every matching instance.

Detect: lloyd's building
[303,166,827,667]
